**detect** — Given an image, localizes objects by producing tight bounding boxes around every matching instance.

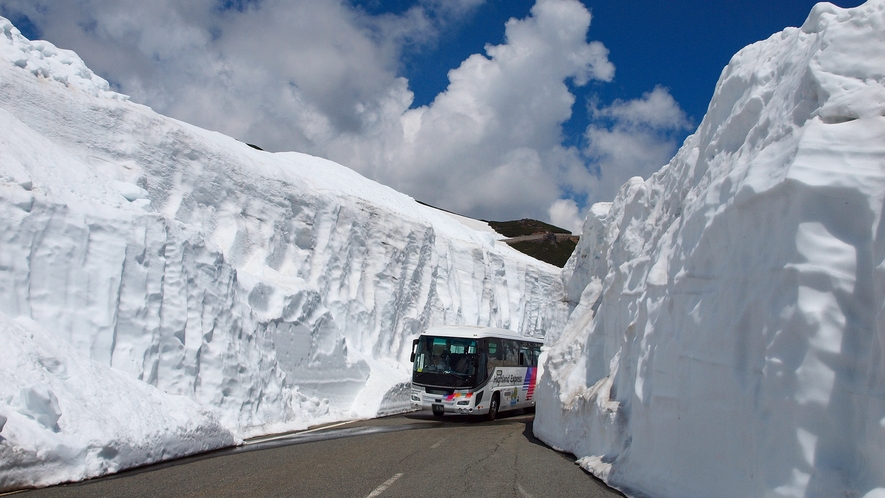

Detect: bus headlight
[457,400,469,406]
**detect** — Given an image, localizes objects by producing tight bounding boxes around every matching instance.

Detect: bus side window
[487,340,504,373]
[521,342,541,367]
[519,342,532,366]
[503,340,519,367]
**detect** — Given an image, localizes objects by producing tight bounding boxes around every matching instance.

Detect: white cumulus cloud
[325,0,615,221]
[0,0,449,155]
[584,86,692,203]
[548,199,582,235]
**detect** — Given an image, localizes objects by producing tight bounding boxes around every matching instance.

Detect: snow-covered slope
[0,18,567,490]
[536,2,885,497]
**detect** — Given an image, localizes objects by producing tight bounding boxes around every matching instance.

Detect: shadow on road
[405,410,628,498]
[520,417,628,498]
[403,407,531,424]
[520,417,571,457]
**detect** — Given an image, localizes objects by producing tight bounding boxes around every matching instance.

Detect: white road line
[245,421,352,445]
[517,483,534,498]
[365,473,404,498]
[297,421,351,435]
[430,438,446,449]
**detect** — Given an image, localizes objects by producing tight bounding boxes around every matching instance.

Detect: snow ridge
[0,18,125,100]
[536,1,885,497]
[0,18,567,490]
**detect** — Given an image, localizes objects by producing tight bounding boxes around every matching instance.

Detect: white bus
[409,325,543,421]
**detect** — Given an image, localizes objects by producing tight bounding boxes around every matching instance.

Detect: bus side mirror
[410,338,418,363]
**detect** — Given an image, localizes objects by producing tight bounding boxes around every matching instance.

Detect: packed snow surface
[0,18,567,490]
[535,1,885,497]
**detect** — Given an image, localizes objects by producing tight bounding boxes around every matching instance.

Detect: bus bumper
[411,386,478,414]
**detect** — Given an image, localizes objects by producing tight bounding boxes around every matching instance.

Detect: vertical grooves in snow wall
[535,2,885,497]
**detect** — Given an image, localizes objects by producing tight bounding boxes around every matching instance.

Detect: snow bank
[0,19,124,100]
[0,18,567,490]
[535,1,885,497]
[0,313,236,490]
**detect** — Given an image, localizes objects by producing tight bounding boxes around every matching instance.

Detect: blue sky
[392,0,865,143]
[0,0,867,231]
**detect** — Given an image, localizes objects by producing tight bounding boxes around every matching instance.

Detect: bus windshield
[412,336,484,389]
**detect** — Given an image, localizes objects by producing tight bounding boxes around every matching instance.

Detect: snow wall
[0,19,568,490]
[535,2,885,497]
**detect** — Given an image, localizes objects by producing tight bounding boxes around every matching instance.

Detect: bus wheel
[487,393,499,422]
[432,405,445,417]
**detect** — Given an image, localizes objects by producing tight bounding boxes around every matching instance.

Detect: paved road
[19,411,624,498]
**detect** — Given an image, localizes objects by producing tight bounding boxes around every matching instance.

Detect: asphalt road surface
[17,411,625,498]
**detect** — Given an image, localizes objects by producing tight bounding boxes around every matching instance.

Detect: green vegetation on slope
[509,235,578,268]
[485,219,578,268]
[416,203,580,268]
[485,219,571,238]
